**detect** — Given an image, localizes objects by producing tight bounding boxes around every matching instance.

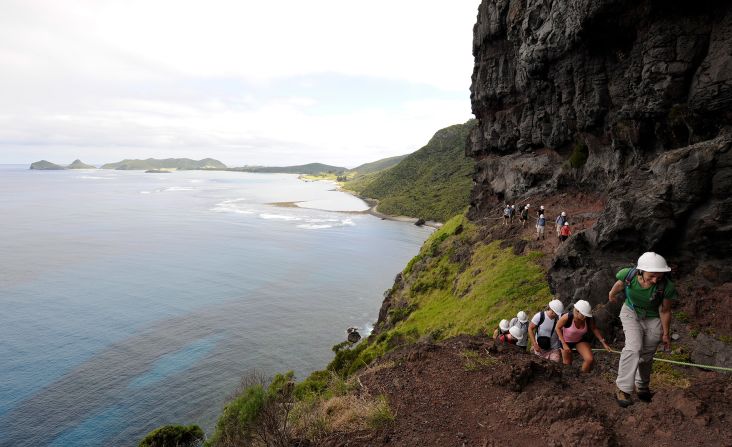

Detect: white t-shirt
[531,311,561,349]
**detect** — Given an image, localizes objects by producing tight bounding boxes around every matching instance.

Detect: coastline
[293,176,443,229]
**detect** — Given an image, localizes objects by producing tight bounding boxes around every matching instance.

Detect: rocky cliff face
[468,0,732,362]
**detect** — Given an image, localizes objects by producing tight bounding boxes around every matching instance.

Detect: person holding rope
[608,252,677,407]
[555,300,611,372]
[529,299,564,362]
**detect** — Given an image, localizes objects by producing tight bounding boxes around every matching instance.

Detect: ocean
[0,165,431,446]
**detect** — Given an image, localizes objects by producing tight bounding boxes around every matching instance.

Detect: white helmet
[637,252,671,272]
[540,214,545,218]
[574,300,592,317]
[540,205,544,210]
[549,299,564,315]
[509,325,523,340]
[511,204,515,208]
[526,204,530,208]
[561,211,566,216]
[517,311,528,323]
[499,319,510,331]
[564,222,569,226]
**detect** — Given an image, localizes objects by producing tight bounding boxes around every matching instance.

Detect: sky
[0,0,480,168]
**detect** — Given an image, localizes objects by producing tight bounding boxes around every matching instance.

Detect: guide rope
[589,348,732,373]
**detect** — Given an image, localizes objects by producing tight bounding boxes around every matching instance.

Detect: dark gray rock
[469,0,732,365]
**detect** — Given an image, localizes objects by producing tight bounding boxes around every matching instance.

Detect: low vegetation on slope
[341,120,477,222]
[325,213,552,377]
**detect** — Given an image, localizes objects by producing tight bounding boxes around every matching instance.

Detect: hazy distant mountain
[67,159,96,169]
[101,158,226,170]
[230,163,347,175]
[30,160,66,170]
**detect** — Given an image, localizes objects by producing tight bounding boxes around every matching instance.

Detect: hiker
[509,311,529,349]
[608,252,678,407]
[529,299,564,362]
[509,204,516,224]
[536,214,546,240]
[555,300,611,372]
[555,211,567,238]
[520,205,530,227]
[503,204,511,226]
[506,325,523,345]
[537,205,545,218]
[493,319,511,340]
[559,222,571,242]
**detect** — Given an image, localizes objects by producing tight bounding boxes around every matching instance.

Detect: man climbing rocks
[559,222,571,242]
[608,252,678,407]
[502,204,511,226]
[529,299,564,362]
[555,211,567,238]
[536,214,546,240]
[520,205,529,227]
[509,204,516,224]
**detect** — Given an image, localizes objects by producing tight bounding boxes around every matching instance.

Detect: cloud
[0,0,479,166]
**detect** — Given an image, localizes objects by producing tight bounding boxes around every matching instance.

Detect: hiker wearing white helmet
[509,204,516,224]
[608,252,678,407]
[559,221,571,242]
[520,204,529,227]
[529,299,564,362]
[536,205,545,219]
[555,300,611,372]
[536,214,546,240]
[502,204,511,226]
[508,325,524,345]
[555,211,568,238]
[493,319,511,340]
[509,311,530,348]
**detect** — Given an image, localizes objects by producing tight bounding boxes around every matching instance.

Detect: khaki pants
[556,224,562,237]
[616,305,662,393]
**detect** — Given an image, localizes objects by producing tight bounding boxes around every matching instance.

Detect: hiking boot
[637,389,653,402]
[615,388,632,408]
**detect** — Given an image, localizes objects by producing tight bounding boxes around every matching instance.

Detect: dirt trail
[322,336,731,447]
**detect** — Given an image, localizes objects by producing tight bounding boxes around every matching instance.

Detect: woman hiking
[608,252,677,407]
[555,300,611,372]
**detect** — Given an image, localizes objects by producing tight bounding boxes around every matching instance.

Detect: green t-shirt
[616,268,678,318]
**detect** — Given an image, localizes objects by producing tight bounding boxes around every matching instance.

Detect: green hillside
[347,154,408,176]
[230,163,347,175]
[341,120,476,223]
[101,158,226,170]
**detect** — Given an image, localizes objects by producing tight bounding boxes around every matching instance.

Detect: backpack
[504,207,511,217]
[623,267,667,318]
[536,311,557,350]
[521,208,528,219]
[556,215,566,225]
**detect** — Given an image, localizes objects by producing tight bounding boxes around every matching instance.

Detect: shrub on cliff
[138,424,204,447]
[206,372,295,447]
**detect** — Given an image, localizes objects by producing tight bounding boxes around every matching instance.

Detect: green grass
[332,213,552,376]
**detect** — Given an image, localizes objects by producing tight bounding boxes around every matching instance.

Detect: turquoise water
[0,166,431,446]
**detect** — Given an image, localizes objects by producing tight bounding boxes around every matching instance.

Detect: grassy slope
[327,213,552,377]
[341,120,476,222]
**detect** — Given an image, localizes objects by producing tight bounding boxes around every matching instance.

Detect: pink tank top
[562,318,588,343]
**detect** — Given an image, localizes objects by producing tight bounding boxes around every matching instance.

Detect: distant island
[101,158,226,170]
[30,159,96,170]
[228,163,347,175]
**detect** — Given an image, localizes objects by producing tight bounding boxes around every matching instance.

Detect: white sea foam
[259,213,302,221]
[297,224,333,229]
[78,176,112,180]
[163,186,195,191]
[140,191,152,194]
[296,218,356,230]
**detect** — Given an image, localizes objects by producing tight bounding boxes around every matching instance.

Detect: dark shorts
[566,341,579,349]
